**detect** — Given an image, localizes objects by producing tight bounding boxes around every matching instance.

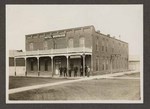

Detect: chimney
[107,34,110,37]
[97,30,100,33]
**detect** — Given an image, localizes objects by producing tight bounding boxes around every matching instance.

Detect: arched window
[29,43,33,50]
[68,38,73,48]
[102,41,104,51]
[79,37,85,47]
[96,37,99,51]
[43,41,48,50]
[96,57,99,71]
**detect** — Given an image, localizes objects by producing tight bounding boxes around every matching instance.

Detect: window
[102,57,105,70]
[96,57,99,71]
[102,61,105,70]
[79,37,85,47]
[102,41,104,52]
[29,43,33,50]
[112,41,114,52]
[112,60,115,69]
[68,38,73,48]
[106,40,108,52]
[106,59,108,70]
[96,38,98,51]
[43,41,48,50]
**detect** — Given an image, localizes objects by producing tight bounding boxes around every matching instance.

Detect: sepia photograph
[6,5,143,103]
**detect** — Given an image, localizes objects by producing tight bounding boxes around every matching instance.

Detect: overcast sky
[6,5,143,56]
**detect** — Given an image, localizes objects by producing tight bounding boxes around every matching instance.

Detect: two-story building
[9,25,128,77]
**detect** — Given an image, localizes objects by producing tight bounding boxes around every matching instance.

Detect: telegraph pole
[110,54,121,74]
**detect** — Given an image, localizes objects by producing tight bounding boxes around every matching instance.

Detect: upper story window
[79,37,85,47]
[43,41,48,50]
[96,37,98,51]
[112,41,114,52]
[96,57,99,71]
[29,43,33,51]
[68,38,73,48]
[102,41,104,52]
[106,40,108,52]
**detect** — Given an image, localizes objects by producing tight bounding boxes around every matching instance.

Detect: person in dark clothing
[80,66,83,76]
[59,67,63,77]
[69,67,72,77]
[74,66,78,77]
[63,67,67,77]
[85,65,88,76]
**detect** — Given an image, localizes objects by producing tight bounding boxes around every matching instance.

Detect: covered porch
[13,47,92,77]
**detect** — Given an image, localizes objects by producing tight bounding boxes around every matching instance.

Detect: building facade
[9,25,128,77]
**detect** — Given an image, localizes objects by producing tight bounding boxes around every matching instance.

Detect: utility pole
[110,54,121,74]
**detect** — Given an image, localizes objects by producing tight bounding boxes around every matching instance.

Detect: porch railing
[14,47,92,57]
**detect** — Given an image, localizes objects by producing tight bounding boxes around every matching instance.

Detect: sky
[6,5,143,56]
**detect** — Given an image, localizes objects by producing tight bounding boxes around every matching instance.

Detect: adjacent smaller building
[129,55,140,71]
[9,50,25,76]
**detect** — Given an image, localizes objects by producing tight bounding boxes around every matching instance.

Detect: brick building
[9,25,128,77]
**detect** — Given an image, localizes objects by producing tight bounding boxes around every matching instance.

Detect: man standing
[69,67,72,77]
[59,67,62,77]
[74,66,78,77]
[80,66,83,76]
[63,67,67,77]
[85,65,88,76]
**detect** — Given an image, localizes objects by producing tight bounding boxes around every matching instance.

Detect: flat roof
[25,25,128,44]
[95,31,128,44]
[26,25,95,36]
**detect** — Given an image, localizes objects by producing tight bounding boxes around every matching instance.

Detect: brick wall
[92,31,129,74]
[26,26,94,51]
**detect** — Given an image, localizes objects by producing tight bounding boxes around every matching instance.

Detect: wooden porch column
[25,57,27,76]
[14,57,16,76]
[83,54,85,77]
[66,55,69,76]
[37,57,40,76]
[91,54,93,76]
[51,56,54,77]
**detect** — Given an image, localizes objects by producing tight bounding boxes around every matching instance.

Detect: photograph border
[5,4,143,104]
[0,0,150,109]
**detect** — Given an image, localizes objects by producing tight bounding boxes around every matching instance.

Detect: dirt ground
[9,78,140,100]
[9,76,73,89]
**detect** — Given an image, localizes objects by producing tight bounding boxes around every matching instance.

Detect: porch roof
[14,47,92,58]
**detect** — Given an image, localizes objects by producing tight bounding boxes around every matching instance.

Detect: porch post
[110,57,113,74]
[66,55,69,76]
[37,57,40,76]
[14,57,16,76]
[91,54,93,76]
[25,57,27,76]
[83,54,85,77]
[51,56,54,77]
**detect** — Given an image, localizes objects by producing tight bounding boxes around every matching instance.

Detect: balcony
[14,47,92,57]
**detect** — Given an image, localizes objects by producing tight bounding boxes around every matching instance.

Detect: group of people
[59,65,90,77]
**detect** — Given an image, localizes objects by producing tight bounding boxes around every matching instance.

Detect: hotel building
[9,25,129,77]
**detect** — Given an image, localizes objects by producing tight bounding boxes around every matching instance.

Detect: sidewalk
[9,71,139,94]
